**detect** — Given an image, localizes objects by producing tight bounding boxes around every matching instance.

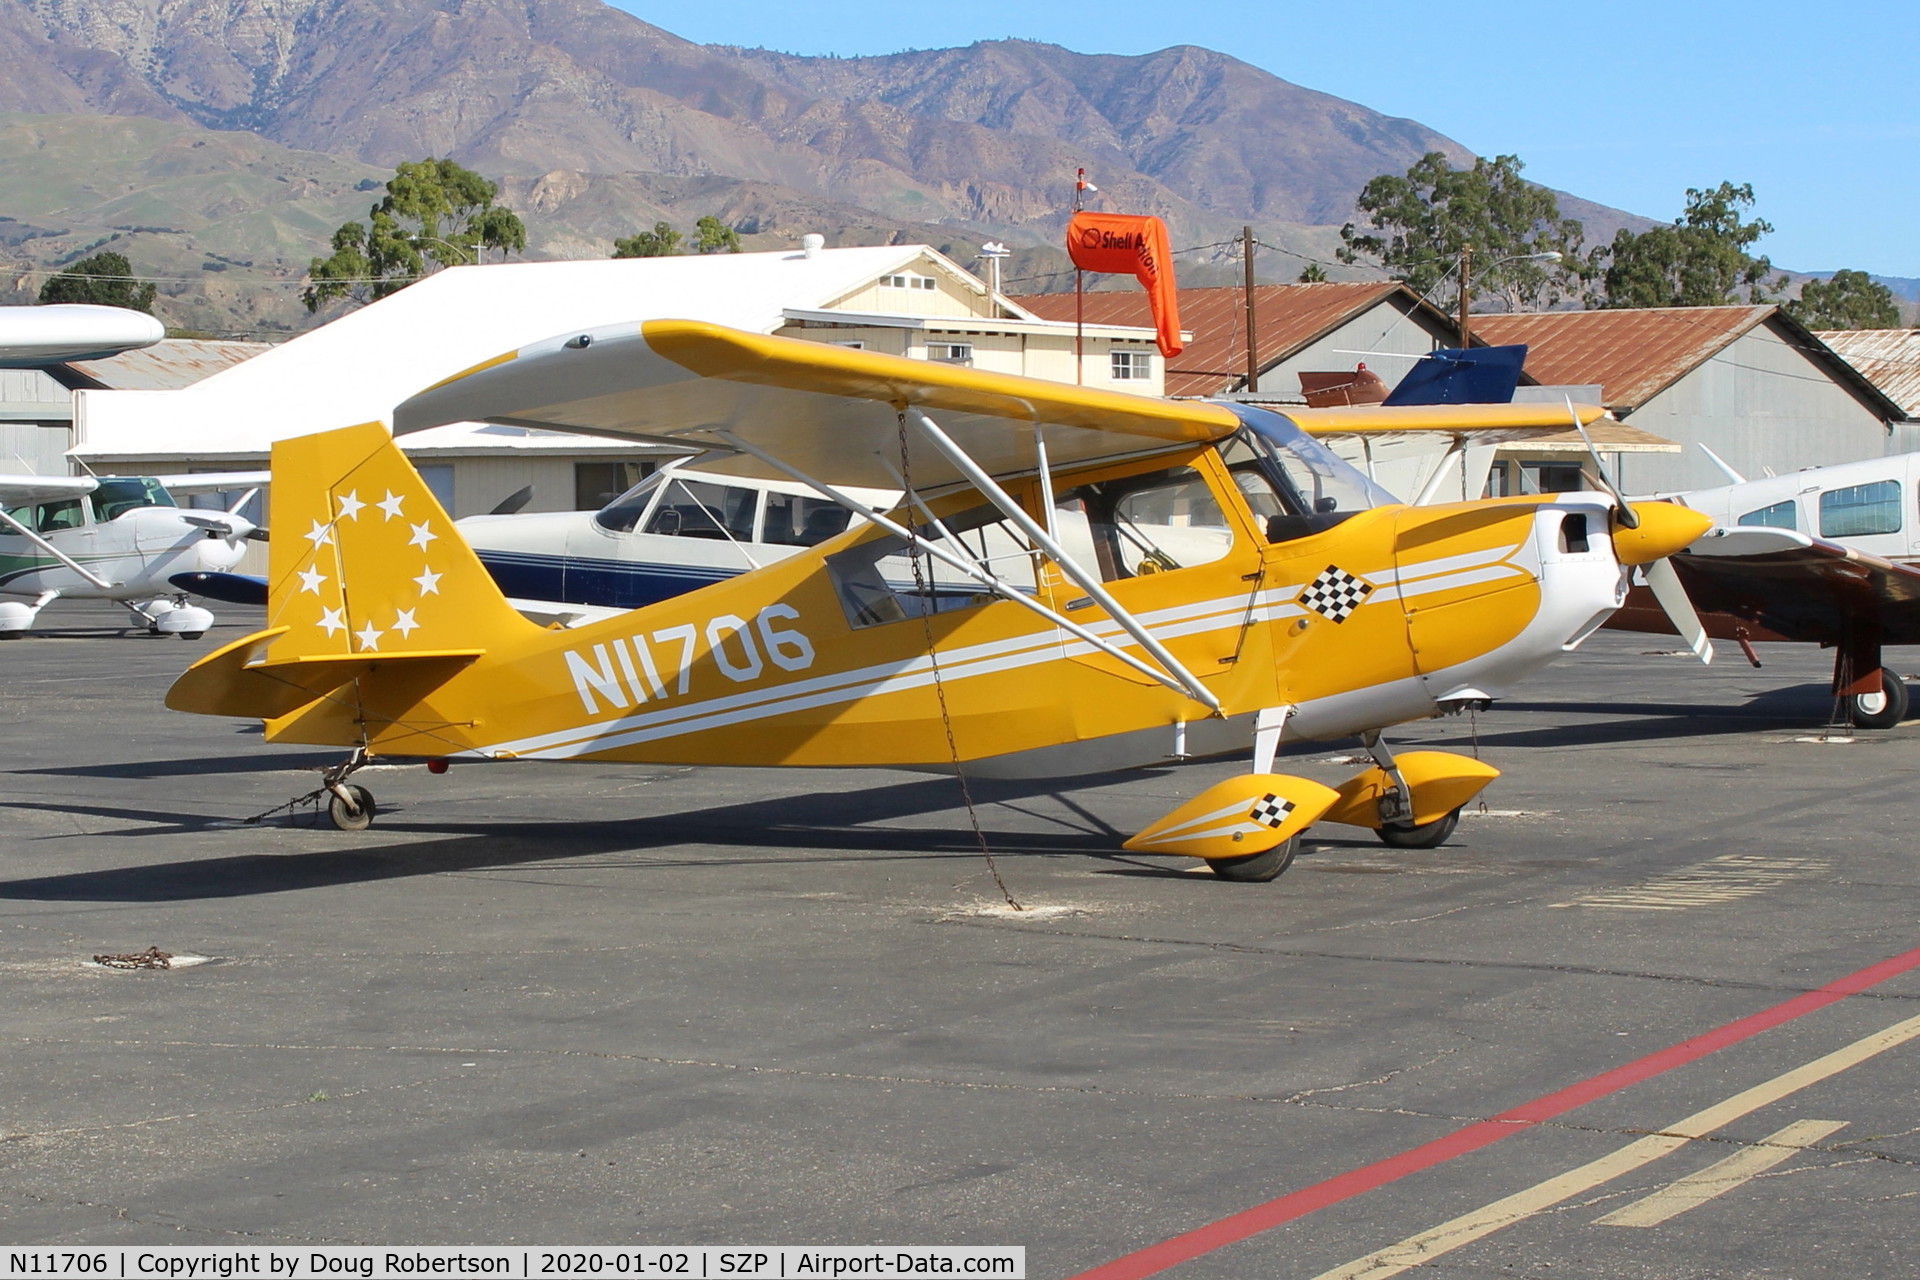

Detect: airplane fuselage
[0,506,249,601]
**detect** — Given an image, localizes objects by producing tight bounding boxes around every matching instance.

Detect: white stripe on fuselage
[476,541,1535,761]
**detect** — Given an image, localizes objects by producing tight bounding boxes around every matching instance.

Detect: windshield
[1223,404,1396,540]
[90,477,175,521]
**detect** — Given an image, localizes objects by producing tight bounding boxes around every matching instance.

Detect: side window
[1052,465,1235,582]
[764,493,852,547]
[826,503,1038,628]
[1736,500,1798,531]
[34,499,85,533]
[644,480,758,541]
[1818,481,1901,538]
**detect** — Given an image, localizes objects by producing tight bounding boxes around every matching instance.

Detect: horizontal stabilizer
[166,625,484,720]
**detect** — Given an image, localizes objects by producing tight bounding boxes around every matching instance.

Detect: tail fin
[266,422,532,659]
[168,423,536,738]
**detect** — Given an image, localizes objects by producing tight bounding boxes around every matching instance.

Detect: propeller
[1566,399,1715,664]
[180,509,268,544]
[490,484,534,516]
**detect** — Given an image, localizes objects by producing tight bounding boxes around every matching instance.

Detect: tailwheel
[1376,805,1462,849]
[326,784,376,832]
[1208,834,1300,883]
[1848,667,1909,730]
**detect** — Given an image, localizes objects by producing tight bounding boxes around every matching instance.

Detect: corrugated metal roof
[1011,282,1414,397]
[64,339,272,391]
[1816,328,1920,419]
[1469,307,1771,411]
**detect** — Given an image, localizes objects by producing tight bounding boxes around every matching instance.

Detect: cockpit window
[645,479,758,541]
[1222,404,1396,543]
[1053,465,1235,581]
[89,477,174,521]
[593,474,664,533]
[1737,499,1797,531]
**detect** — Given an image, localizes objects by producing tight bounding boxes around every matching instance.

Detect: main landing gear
[1125,728,1498,883]
[1846,666,1910,731]
[1209,835,1301,883]
[1833,639,1912,730]
[1360,731,1467,850]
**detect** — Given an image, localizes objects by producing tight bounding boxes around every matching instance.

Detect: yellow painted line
[1594,1118,1848,1228]
[1309,1011,1920,1280]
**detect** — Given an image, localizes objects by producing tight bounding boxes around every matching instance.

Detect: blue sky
[613,0,1920,280]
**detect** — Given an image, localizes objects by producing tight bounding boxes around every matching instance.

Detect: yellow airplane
[167,321,1708,881]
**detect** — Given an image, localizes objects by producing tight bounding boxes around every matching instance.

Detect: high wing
[1285,401,1610,444]
[394,319,1241,490]
[1610,526,1920,645]
[152,471,273,496]
[0,474,97,506]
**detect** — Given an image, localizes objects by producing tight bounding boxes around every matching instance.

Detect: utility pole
[1457,243,1474,350]
[1074,169,1089,385]
[1242,225,1259,392]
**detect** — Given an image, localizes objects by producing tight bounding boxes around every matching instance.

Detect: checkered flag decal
[1248,794,1295,829]
[1298,565,1373,623]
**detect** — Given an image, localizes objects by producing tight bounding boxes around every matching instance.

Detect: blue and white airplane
[456,460,893,625]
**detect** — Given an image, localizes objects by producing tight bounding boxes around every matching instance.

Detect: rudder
[267,422,538,660]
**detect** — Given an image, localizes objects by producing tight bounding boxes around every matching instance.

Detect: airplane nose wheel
[326,784,376,832]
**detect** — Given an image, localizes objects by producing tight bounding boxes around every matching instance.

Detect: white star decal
[391,608,420,638]
[317,607,346,636]
[413,567,442,595]
[297,566,327,594]
[354,621,383,651]
[304,518,333,547]
[336,490,364,521]
[378,490,405,521]
[408,521,438,550]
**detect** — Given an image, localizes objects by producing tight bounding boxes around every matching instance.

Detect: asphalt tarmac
[3,601,1917,1277]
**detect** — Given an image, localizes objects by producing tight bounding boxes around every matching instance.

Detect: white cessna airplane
[2,302,268,637]
[0,472,269,637]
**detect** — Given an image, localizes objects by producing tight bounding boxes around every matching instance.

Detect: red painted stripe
[1068,941,1920,1280]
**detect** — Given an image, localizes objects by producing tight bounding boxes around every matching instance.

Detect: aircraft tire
[1377,805,1462,849]
[327,785,376,832]
[1208,834,1299,883]
[1850,667,1910,730]
[178,631,205,640]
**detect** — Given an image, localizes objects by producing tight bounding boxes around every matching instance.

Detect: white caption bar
[1,1249,1023,1280]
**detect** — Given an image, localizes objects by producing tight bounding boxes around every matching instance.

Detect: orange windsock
[1066,211,1184,357]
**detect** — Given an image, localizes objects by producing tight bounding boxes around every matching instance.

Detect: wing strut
[0,508,117,590]
[904,408,1222,714]
[711,429,1217,706]
[1412,438,1469,505]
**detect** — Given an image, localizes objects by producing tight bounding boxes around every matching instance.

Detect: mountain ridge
[0,0,1665,334]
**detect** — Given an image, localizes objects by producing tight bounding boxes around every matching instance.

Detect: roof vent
[801,233,825,258]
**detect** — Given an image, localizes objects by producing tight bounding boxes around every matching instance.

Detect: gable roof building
[1470,306,1910,492]
[1814,328,1920,423]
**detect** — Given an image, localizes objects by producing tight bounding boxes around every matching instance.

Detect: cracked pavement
[2,604,1917,1275]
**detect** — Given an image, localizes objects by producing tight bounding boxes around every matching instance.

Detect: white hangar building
[61,243,1167,520]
